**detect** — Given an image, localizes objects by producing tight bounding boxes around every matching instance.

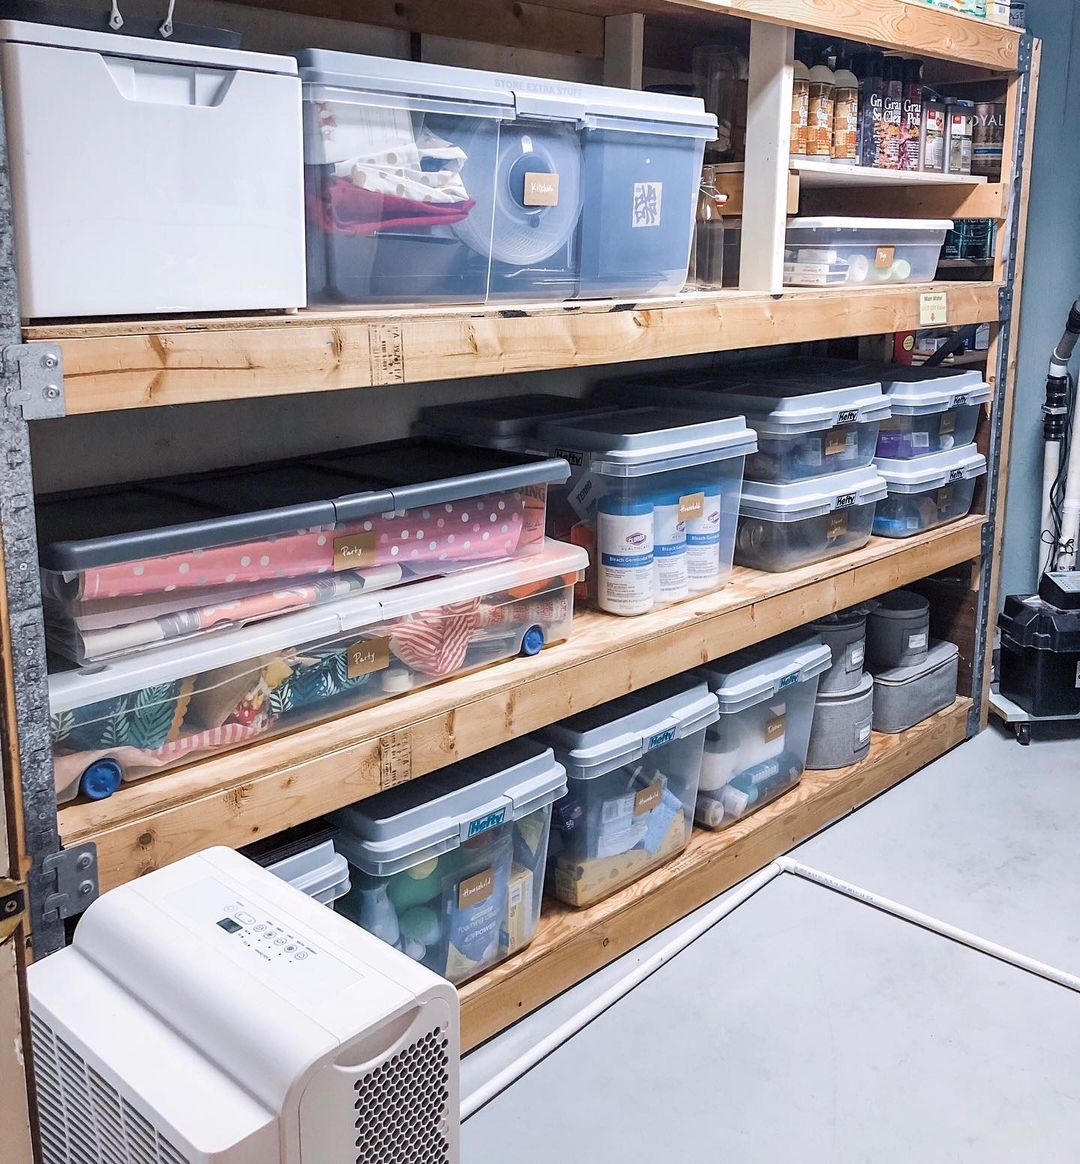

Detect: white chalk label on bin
[827,510,849,541]
[874,245,896,269]
[632,182,663,228]
[907,632,928,651]
[523,172,560,207]
[939,412,956,435]
[920,291,948,327]
[679,492,705,521]
[334,531,377,570]
[634,780,664,816]
[848,644,865,671]
[764,714,787,742]
[855,717,873,746]
[825,429,851,457]
[347,636,390,679]
[458,867,495,910]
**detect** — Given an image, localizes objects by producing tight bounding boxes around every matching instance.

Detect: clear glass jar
[687,166,726,290]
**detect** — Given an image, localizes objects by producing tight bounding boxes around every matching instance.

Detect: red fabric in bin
[310,177,476,236]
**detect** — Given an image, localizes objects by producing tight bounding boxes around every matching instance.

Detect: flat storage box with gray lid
[874,366,991,460]
[415,394,605,453]
[809,607,867,694]
[806,672,874,770]
[534,407,756,616]
[694,632,832,829]
[866,590,930,669]
[297,49,716,305]
[873,444,987,538]
[736,465,887,573]
[783,217,953,286]
[0,20,306,317]
[247,823,352,908]
[331,738,566,984]
[872,639,959,733]
[535,675,719,907]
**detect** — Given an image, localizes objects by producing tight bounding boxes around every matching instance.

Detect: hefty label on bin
[778,672,800,689]
[834,492,857,509]
[949,468,965,481]
[467,808,507,838]
[646,726,678,751]
[838,409,858,424]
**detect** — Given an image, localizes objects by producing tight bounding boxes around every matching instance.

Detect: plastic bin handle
[512,90,587,124]
[102,55,236,107]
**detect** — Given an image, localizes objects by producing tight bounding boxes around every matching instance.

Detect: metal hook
[108,0,124,30]
[159,0,175,37]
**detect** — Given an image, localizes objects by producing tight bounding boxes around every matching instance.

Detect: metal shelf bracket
[3,342,65,420]
[42,843,99,922]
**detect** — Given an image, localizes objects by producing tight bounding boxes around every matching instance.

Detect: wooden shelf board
[28,282,1003,415]
[58,517,984,894]
[459,695,972,1050]
[716,159,988,187]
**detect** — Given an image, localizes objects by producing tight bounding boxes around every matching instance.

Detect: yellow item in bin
[502,864,535,954]
[408,857,440,880]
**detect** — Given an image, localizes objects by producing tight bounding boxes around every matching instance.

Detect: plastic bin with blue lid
[873,366,991,459]
[37,438,569,664]
[873,445,987,538]
[783,218,953,286]
[736,465,888,572]
[534,675,719,907]
[331,738,566,984]
[695,632,832,829]
[415,393,606,453]
[48,540,586,806]
[296,50,716,305]
[533,406,756,615]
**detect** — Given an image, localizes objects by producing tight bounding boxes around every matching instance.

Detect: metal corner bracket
[998,284,1013,321]
[3,342,65,419]
[1017,31,1034,73]
[42,842,99,922]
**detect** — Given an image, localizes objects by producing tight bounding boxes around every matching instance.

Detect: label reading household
[874,245,896,269]
[458,867,495,910]
[827,510,850,541]
[334,531,377,571]
[634,780,664,816]
[920,291,948,327]
[347,636,390,679]
[764,714,787,742]
[825,428,849,457]
[523,172,560,207]
[678,491,705,521]
[632,181,663,228]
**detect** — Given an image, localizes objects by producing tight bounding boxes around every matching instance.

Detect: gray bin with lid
[872,639,959,733]
[867,589,930,669]
[535,674,719,907]
[331,738,566,984]
[806,672,874,770]
[809,607,867,694]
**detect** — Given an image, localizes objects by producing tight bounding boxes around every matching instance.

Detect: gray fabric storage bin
[872,639,959,733]
[866,589,930,669]
[806,672,873,770]
[809,607,867,694]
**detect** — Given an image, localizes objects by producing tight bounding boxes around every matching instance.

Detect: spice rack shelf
[789,160,989,187]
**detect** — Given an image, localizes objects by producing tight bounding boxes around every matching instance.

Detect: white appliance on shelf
[28,847,460,1164]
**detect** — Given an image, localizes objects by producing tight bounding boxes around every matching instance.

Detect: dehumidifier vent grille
[30,1012,192,1164]
[353,1023,452,1164]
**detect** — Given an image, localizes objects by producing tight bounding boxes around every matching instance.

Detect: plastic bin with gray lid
[415,394,607,453]
[809,606,867,694]
[806,672,874,770]
[331,738,566,984]
[874,366,991,460]
[535,675,719,907]
[694,632,832,829]
[872,639,959,733]
[866,590,930,669]
[248,823,352,908]
[735,465,887,572]
[297,49,716,305]
[872,444,986,538]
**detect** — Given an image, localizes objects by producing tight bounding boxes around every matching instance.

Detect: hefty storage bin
[247,823,352,908]
[534,407,756,615]
[537,675,719,907]
[37,439,569,663]
[873,445,987,538]
[332,739,565,984]
[695,633,832,829]
[735,466,887,573]
[866,590,930,669]
[999,594,1080,717]
[806,672,874,771]
[874,366,991,459]
[784,218,953,287]
[416,394,605,453]
[0,21,305,318]
[48,540,586,805]
[297,50,716,305]
[871,639,959,733]
[809,607,867,694]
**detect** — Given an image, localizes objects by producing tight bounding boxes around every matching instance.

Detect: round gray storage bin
[866,589,930,669]
[809,607,867,694]
[805,672,874,770]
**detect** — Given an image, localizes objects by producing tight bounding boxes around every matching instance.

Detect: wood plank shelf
[58,516,983,895]
[459,695,972,1050]
[28,281,1003,414]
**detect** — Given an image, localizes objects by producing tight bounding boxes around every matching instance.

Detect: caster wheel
[80,758,123,800]
[1015,723,1031,746]
[519,624,545,656]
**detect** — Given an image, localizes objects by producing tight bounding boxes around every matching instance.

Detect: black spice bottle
[856,51,884,168]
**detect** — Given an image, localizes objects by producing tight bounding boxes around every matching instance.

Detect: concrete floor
[463,723,1080,1163]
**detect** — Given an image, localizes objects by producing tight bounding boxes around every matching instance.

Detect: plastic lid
[1000,593,1080,652]
[870,589,929,621]
[712,378,891,434]
[815,670,873,704]
[739,465,888,522]
[330,738,566,876]
[48,539,588,713]
[536,674,720,780]
[416,395,605,450]
[266,839,351,904]
[875,444,987,492]
[874,365,991,414]
[698,632,833,714]
[810,605,867,631]
[788,217,954,232]
[537,407,757,476]
[872,639,959,686]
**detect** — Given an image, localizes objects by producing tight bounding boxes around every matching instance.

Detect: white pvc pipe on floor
[459,861,784,1120]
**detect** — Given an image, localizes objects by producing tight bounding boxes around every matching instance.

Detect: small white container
[875,367,991,459]
[736,466,888,572]
[784,217,953,287]
[0,20,306,318]
[695,632,832,829]
[873,445,987,538]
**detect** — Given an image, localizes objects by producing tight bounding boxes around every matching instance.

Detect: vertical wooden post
[603,14,644,89]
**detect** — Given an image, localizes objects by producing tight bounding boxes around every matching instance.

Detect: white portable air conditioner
[28,847,460,1164]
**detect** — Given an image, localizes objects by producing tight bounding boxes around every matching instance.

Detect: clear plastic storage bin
[415,394,605,453]
[534,407,756,615]
[874,366,991,459]
[48,541,586,805]
[783,217,953,287]
[695,633,832,829]
[736,466,887,572]
[873,445,987,538]
[38,440,568,664]
[297,50,716,305]
[248,823,352,908]
[537,675,719,907]
[331,738,566,984]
